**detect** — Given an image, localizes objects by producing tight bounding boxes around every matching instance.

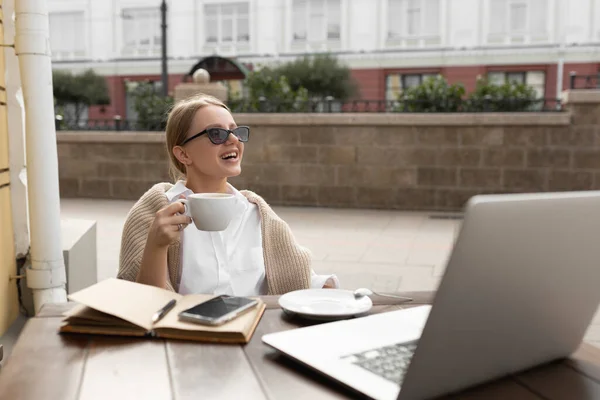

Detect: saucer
[278,289,373,321]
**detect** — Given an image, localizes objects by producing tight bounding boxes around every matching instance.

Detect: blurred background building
[48,0,600,119]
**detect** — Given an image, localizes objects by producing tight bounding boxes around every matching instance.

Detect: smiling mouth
[220,151,239,161]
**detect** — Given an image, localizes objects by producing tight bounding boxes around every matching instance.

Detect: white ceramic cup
[177,193,236,231]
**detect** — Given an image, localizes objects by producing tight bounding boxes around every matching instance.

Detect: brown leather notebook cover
[59,278,266,344]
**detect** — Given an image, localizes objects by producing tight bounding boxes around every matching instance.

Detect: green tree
[275,54,357,101]
[52,69,110,123]
[228,54,356,111]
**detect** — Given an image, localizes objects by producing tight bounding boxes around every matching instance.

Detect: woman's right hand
[146,201,192,248]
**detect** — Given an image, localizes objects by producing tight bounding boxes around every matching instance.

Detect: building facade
[48,0,600,119]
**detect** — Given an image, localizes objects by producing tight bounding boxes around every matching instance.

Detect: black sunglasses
[181,126,250,145]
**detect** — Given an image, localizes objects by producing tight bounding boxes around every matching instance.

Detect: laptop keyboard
[341,342,418,384]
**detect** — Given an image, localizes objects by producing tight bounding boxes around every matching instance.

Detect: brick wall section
[57,90,600,211]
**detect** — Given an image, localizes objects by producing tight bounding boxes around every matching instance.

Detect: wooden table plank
[242,306,405,400]
[0,318,88,400]
[8,292,600,400]
[36,291,434,317]
[78,337,172,400]
[243,309,353,400]
[513,360,600,400]
[442,379,542,400]
[166,341,266,400]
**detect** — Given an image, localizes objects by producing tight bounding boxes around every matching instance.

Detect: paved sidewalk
[59,198,600,346]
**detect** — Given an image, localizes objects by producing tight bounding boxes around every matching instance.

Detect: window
[407,0,421,36]
[385,73,438,101]
[204,3,250,45]
[488,0,547,42]
[122,8,161,56]
[292,0,341,42]
[487,71,546,98]
[509,1,526,32]
[387,0,441,40]
[49,12,86,60]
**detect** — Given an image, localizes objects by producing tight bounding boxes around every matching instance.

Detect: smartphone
[178,295,259,326]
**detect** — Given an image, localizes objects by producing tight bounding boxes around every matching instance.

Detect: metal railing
[55,97,563,132]
[569,73,600,90]
[228,97,562,114]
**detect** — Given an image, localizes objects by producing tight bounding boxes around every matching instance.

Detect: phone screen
[181,295,256,320]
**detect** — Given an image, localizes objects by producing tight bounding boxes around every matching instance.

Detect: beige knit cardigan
[117,183,312,294]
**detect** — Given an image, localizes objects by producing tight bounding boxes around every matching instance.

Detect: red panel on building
[350,69,385,100]
[442,66,486,93]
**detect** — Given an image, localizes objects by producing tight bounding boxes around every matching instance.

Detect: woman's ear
[172,146,192,166]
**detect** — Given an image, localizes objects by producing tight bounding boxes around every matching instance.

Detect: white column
[14,0,68,313]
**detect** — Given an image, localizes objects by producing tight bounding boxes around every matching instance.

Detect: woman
[117,94,338,295]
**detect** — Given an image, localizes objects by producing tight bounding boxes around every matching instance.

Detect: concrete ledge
[562,90,600,104]
[234,112,571,126]
[58,131,164,143]
[57,112,572,145]
[62,218,98,294]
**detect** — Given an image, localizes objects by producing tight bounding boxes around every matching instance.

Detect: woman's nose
[225,132,240,144]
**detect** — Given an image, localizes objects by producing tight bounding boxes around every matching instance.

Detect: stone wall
[57,90,600,211]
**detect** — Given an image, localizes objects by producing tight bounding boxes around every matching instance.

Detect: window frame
[486,70,547,99]
[385,0,442,47]
[292,0,342,43]
[48,11,87,61]
[120,7,162,57]
[202,2,250,46]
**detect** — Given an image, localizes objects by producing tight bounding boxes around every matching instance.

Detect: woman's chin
[222,165,242,177]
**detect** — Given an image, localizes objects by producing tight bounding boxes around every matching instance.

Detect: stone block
[417,167,457,187]
[503,169,547,191]
[483,149,525,167]
[460,127,504,146]
[437,149,481,166]
[548,171,593,191]
[318,146,356,165]
[526,149,571,168]
[281,185,318,204]
[459,169,502,188]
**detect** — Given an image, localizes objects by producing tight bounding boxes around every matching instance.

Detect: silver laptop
[262,191,600,400]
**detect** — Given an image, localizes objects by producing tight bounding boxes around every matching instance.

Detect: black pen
[152,299,177,323]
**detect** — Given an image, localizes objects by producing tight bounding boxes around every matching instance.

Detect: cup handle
[175,199,190,218]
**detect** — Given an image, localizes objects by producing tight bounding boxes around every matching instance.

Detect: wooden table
[1,291,600,400]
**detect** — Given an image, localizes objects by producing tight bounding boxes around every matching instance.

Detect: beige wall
[0,1,19,336]
[57,91,600,212]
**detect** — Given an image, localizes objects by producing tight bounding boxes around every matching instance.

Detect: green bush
[465,77,539,112]
[395,75,466,112]
[392,76,540,113]
[129,81,174,130]
[228,68,310,112]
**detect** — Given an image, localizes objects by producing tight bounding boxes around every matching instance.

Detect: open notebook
[59,278,266,344]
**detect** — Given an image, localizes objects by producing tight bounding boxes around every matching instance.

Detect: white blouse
[165,181,339,296]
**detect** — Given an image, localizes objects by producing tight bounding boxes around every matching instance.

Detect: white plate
[278,289,373,321]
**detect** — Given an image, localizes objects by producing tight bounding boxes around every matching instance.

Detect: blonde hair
[165,93,230,181]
